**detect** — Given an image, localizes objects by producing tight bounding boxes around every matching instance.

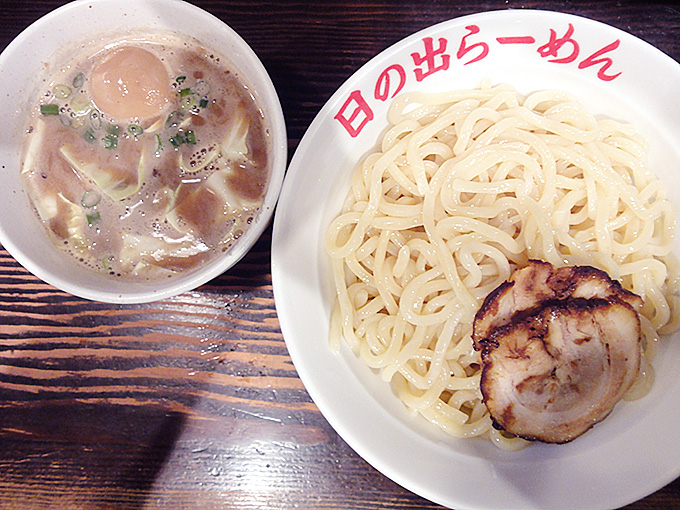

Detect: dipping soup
[21,33,271,280]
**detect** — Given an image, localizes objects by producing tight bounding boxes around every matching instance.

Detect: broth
[21,33,270,280]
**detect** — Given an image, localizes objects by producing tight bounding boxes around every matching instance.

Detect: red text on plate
[411,37,451,81]
[336,22,623,137]
[334,90,374,137]
[536,23,621,79]
[496,36,536,44]
[457,25,490,65]
[537,23,580,63]
[375,64,407,101]
[577,40,622,81]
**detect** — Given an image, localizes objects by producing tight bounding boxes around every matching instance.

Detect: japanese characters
[336,22,622,138]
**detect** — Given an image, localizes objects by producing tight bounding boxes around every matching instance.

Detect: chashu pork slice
[480,299,642,443]
[472,260,643,350]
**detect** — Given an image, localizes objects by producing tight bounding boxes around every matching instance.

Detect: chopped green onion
[89,110,102,130]
[53,84,71,99]
[70,94,90,113]
[181,94,197,109]
[102,255,114,272]
[86,211,101,226]
[155,133,163,152]
[169,132,186,148]
[185,130,197,145]
[70,116,86,130]
[193,80,210,96]
[176,75,186,84]
[106,124,120,136]
[102,133,118,149]
[179,88,193,97]
[127,124,143,136]
[83,128,96,143]
[199,98,209,108]
[73,72,85,89]
[40,104,60,115]
[165,110,184,129]
[80,191,101,208]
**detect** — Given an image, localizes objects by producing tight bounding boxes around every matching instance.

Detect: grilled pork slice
[472,260,643,350]
[473,261,643,444]
[480,300,641,443]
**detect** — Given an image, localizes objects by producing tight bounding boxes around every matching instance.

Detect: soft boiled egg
[90,46,172,121]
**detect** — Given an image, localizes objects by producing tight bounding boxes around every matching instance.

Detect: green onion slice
[169,132,186,148]
[89,110,102,130]
[127,124,143,136]
[86,211,101,226]
[83,128,96,143]
[53,84,71,99]
[176,75,186,84]
[185,130,197,145]
[40,104,60,115]
[165,110,184,129]
[73,72,85,89]
[101,255,114,272]
[155,133,163,152]
[199,98,209,108]
[102,133,118,150]
[70,94,90,113]
[181,94,197,109]
[179,88,193,97]
[81,190,102,208]
[106,124,120,136]
[193,80,210,96]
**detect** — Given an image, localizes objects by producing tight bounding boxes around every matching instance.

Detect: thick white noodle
[324,81,679,449]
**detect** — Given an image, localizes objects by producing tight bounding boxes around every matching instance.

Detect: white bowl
[0,0,287,303]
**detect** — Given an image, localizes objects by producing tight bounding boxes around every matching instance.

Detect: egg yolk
[90,46,171,120]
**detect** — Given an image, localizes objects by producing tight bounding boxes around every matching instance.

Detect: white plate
[272,10,680,510]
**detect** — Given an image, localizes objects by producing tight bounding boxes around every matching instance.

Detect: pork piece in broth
[472,260,643,443]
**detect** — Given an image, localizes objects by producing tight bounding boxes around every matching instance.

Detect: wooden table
[1,1,679,508]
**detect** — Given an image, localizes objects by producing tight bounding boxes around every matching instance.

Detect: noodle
[324,80,679,449]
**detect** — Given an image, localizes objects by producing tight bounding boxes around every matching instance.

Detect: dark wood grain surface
[1,1,680,508]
